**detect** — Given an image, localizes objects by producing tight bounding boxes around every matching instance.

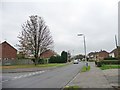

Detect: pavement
[102,69,120,89]
[67,62,114,89]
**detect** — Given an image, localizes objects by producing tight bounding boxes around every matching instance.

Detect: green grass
[64,86,80,90]
[1,63,69,69]
[81,66,90,72]
[100,65,120,70]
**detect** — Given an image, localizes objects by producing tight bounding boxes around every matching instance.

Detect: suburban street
[1,1,119,89]
[2,62,84,88]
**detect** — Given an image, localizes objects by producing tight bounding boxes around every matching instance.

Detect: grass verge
[1,63,69,69]
[64,86,80,90]
[81,66,90,72]
[100,65,120,70]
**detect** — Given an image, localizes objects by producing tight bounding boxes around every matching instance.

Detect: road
[1,62,84,88]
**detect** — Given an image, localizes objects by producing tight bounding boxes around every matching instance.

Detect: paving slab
[102,69,119,88]
[67,62,113,88]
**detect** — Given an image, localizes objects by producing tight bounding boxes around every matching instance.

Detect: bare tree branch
[18,15,54,65]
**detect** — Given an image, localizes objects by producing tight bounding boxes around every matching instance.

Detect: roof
[40,50,57,58]
[88,52,98,56]
[0,41,17,51]
[110,48,118,54]
[98,50,109,54]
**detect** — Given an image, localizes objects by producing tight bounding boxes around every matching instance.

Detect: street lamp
[77,34,88,67]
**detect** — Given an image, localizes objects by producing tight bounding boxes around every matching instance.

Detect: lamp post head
[77,34,83,36]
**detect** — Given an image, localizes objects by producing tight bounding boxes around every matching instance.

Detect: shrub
[101,60,120,65]
[89,59,95,62]
[61,51,67,63]
[49,56,62,63]
[95,61,97,65]
[38,59,45,64]
[104,57,118,60]
[31,58,47,64]
[95,61,102,67]
[31,58,35,63]
[49,55,68,63]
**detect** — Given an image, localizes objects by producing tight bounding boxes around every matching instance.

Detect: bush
[38,59,45,64]
[31,58,35,63]
[49,56,56,63]
[31,58,47,64]
[95,61,102,67]
[104,57,118,60]
[89,59,95,62]
[101,60,120,65]
[95,60,120,67]
[61,51,67,63]
[49,55,67,63]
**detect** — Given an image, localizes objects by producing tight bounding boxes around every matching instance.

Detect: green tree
[61,51,67,63]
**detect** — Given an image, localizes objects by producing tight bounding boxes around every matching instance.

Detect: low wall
[2,59,34,65]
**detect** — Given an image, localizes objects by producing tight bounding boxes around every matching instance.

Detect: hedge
[31,58,47,64]
[89,59,95,62]
[101,60,120,65]
[104,57,118,60]
[49,56,64,63]
[95,60,120,67]
[95,61,102,67]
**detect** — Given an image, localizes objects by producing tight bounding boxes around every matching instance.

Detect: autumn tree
[18,15,53,65]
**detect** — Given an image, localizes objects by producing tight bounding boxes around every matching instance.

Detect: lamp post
[77,34,88,67]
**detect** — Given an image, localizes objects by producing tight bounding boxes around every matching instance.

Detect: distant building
[0,41,17,60]
[96,50,109,60]
[88,50,109,60]
[40,50,57,59]
[109,48,118,58]
[88,52,98,60]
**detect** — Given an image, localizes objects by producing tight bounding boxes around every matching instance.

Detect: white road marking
[2,71,45,82]
[2,79,9,83]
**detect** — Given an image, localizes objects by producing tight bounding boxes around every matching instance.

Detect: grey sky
[1,0,119,55]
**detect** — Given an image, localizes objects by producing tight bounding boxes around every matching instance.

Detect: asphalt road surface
[2,62,84,88]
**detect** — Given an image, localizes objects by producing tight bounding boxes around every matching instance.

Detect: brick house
[96,50,109,60]
[0,41,17,60]
[109,48,119,58]
[40,50,57,59]
[88,52,98,60]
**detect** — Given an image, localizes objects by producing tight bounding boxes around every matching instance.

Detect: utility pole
[78,34,88,68]
[115,35,118,48]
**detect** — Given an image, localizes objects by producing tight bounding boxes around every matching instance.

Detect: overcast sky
[1,0,119,55]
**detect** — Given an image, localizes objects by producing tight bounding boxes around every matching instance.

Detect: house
[0,41,17,60]
[96,50,109,60]
[40,50,57,59]
[109,48,119,58]
[88,52,98,60]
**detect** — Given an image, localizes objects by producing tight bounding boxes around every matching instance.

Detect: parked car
[73,60,79,64]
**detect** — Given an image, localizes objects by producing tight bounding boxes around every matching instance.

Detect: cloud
[1,0,119,55]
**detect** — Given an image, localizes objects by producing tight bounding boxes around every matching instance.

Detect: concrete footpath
[67,62,113,88]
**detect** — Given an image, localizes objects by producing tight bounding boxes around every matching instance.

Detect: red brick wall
[97,51,109,60]
[0,42,17,59]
